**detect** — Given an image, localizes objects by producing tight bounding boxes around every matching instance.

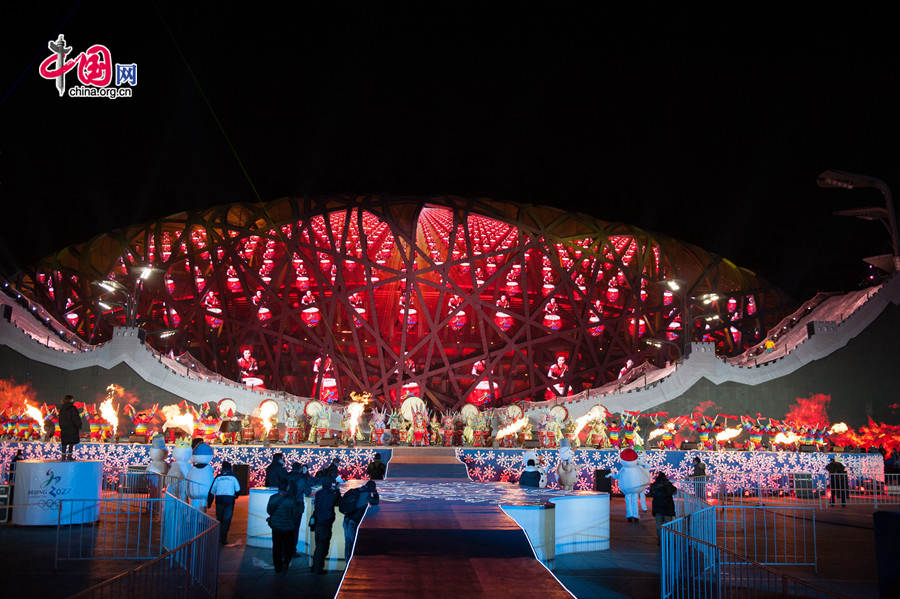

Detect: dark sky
[2,4,899,304]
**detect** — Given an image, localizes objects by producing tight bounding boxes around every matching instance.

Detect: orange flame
[716,427,742,443]
[496,417,529,439]
[24,399,43,425]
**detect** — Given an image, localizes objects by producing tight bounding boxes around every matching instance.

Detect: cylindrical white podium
[12,460,103,526]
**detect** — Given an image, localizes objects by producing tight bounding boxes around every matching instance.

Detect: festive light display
[16,197,785,410]
[456,448,884,492]
[0,441,388,488]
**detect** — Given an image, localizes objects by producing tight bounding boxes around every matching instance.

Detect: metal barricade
[716,505,817,569]
[57,493,219,599]
[56,497,167,564]
[661,522,840,599]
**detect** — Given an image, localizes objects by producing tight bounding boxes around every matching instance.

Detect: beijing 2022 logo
[39,34,137,99]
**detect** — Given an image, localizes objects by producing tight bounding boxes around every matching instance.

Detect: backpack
[339,488,360,515]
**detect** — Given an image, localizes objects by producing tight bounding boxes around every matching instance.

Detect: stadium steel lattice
[15,196,787,409]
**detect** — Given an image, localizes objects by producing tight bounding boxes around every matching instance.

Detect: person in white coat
[607,448,650,522]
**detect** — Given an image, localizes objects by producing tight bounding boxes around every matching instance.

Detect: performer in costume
[607,448,650,522]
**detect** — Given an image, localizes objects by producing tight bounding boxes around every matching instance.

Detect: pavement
[0,493,886,598]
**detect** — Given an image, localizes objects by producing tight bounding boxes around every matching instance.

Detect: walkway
[337,447,573,598]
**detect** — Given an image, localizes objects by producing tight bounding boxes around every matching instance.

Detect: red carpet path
[336,448,574,598]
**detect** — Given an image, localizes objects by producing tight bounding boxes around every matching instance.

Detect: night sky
[2,4,899,304]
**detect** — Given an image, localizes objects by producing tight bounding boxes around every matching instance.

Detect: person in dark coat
[366,453,386,480]
[315,457,341,487]
[648,472,677,544]
[691,456,707,499]
[267,479,302,572]
[310,480,341,574]
[8,450,24,520]
[264,453,288,488]
[518,459,541,487]
[58,395,82,460]
[825,456,848,506]
[287,462,312,555]
[340,480,380,559]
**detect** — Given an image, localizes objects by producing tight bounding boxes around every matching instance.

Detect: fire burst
[23,399,43,425]
[347,402,366,438]
[571,405,608,441]
[161,404,194,438]
[259,401,279,438]
[774,431,801,446]
[100,384,119,437]
[715,427,741,443]
[496,416,529,439]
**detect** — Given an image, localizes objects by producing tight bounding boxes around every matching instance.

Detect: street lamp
[818,169,900,272]
[658,280,722,358]
[643,337,682,363]
[92,266,159,327]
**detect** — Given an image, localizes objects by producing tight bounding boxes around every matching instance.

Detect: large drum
[227,276,241,292]
[543,314,561,330]
[494,311,514,330]
[403,308,417,330]
[242,377,264,388]
[319,377,338,403]
[301,307,321,327]
[352,307,367,328]
[542,283,555,297]
[295,276,310,291]
[206,307,223,327]
[257,307,271,321]
[588,315,604,337]
[450,310,467,331]
[467,380,498,406]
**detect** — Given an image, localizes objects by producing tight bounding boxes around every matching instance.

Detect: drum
[206,308,223,327]
[588,315,604,337]
[352,307,367,328]
[257,307,271,321]
[301,307,321,327]
[403,308,417,330]
[542,283,555,296]
[242,377,264,388]
[543,314,561,330]
[505,280,519,294]
[450,310,467,331]
[494,311,514,330]
[227,276,241,292]
[319,378,337,403]
[295,276,310,291]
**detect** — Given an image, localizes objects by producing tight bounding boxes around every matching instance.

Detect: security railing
[682,472,900,509]
[58,492,218,599]
[660,523,840,599]
[56,497,167,563]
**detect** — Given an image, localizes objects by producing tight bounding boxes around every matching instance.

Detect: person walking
[267,479,302,572]
[691,456,707,499]
[339,480,380,560]
[310,479,341,574]
[366,453,386,480]
[207,461,241,544]
[825,456,848,507]
[287,462,312,555]
[648,472,677,544]
[316,457,342,487]
[58,395,82,461]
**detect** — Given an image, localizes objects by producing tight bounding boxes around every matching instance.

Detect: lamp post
[818,169,900,272]
[643,337,682,364]
[93,266,159,327]
[658,279,721,358]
